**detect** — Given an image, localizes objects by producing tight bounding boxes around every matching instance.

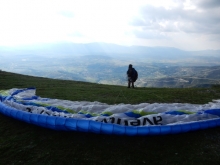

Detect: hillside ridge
[1,70,220,105]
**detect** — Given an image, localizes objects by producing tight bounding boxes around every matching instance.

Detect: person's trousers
[128,81,134,88]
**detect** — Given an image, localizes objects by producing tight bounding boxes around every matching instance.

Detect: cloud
[133,29,169,39]
[0,0,219,50]
[59,11,74,18]
[130,2,220,36]
[68,31,83,37]
[194,0,220,9]
[127,1,220,50]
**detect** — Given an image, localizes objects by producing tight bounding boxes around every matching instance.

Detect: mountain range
[1,42,220,88]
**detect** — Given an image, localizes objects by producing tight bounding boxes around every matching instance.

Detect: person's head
[129,64,132,68]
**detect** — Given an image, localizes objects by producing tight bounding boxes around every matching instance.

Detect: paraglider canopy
[1,88,220,135]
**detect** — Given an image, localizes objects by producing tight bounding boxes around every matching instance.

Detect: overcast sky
[0,0,219,50]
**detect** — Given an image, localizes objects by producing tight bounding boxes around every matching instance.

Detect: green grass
[1,70,220,165]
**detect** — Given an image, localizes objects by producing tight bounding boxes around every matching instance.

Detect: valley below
[1,55,220,88]
[1,43,220,88]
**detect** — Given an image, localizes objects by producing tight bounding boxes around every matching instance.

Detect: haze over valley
[1,43,220,88]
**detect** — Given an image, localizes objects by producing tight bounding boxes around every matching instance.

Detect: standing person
[127,64,138,88]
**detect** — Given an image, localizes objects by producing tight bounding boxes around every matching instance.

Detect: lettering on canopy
[97,116,162,126]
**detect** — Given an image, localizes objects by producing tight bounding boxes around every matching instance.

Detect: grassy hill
[1,70,220,164]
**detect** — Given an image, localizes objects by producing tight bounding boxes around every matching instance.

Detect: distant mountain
[1,42,220,62]
[1,42,220,88]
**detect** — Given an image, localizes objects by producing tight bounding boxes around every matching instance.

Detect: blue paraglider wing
[1,88,220,136]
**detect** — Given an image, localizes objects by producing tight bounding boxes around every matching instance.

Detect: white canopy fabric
[1,88,220,127]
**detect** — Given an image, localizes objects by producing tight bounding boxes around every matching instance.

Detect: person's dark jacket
[127,68,136,81]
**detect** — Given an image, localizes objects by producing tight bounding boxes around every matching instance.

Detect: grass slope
[1,70,220,165]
